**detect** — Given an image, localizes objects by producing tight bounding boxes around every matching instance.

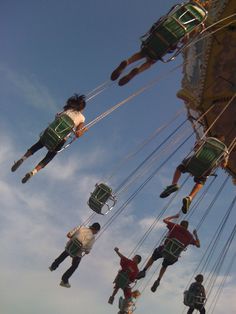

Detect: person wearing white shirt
[11,93,87,183]
[49,223,101,288]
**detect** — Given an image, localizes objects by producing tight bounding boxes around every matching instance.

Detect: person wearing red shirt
[108,247,142,305]
[137,213,200,292]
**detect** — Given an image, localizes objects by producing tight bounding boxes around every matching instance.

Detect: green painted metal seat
[114,270,130,289]
[142,2,207,61]
[184,290,205,307]
[88,183,117,215]
[40,114,75,151]
[186,137,228,178]
[65,238,83,258]
[162,238,185,263]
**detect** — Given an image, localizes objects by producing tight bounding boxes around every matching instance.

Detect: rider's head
[64,94,86,111]
[89,222,101,234]
[133,254,142,264]
[195,274,204,283]
[180,220,189,230]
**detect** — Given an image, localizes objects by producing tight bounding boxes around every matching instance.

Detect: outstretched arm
[193,229,200,248]
[163,213,180,224]
[114,247,126,259]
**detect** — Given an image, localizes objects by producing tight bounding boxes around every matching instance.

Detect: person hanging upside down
[184,274,206,314]
[108,247,142,305]
[49,222,101,288]
[137,214,200,292]
[110,1,209,86]
[118,289,141,314]
[11,94,87,183]
[160,135,229,213]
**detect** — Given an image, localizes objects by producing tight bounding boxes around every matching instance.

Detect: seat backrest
[162,238,185,262]
[115,270,130,289]
[65,238,82,258]
[88,183,114,214]
[40,114,74,151]
[187,138,227,177]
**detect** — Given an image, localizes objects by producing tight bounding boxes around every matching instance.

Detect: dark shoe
[49,266,54,272]
[110,61,128,81]
[136,269,146,280]
[151,279,160,292]
[108,296,114,304]
[118,68,139,86]
[160,184,179,198]
[60,280,71,288]
[11,158,24,172]
[182,196,192,214]
[21,172,33,184]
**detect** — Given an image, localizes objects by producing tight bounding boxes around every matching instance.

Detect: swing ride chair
[115,270,133,290]
[186,137,228,178]
[141,2,208,63]
[88,183,117,215]
[65,237,84,258]
[184,290,205,307]
[161,237,186,263]
[40,114,75,152]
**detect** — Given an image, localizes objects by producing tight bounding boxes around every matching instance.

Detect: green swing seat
[114,270,130,289]
[88,183,117,215]
[142,2,207,60]
[40,114,75,151]
[186,137,228,178]
[184,290,205,307]
[162,238,185,263]
[65,238,83,258]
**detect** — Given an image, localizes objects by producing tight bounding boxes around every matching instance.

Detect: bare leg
[108,287,119,304]
[111,51,144,81]
[126,51,145,64]
[151,266,167,292]
[143,256,154,271]
[157,266,167,281]
[172,168,182,185]
[189,183,203,199]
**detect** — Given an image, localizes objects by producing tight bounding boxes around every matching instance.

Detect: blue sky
[0,1,235,314]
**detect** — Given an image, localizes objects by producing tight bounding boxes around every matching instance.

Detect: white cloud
[0,64,57,111]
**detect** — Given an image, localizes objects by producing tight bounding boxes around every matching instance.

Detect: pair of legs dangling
[110,49,156,86]
[11,139,65,183]
[49,250,82,288]
[137,246,177,292]
[160,159,207,213]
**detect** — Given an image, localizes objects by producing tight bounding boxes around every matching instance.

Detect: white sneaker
[60,280,71,288]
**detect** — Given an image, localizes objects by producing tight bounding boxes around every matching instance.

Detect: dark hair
[195,274,204,283]
[90,222,101,231]
[63,93,86,111]
[180,220,189,229]
[135,255,142,264]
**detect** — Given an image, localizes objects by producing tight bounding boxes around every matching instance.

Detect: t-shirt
[63,109,85,128]
[67,226,95,256]
[165,221,197,247]
[189,282,205,298]
[120,257,139,282]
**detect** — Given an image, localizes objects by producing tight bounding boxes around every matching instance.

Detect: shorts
[151,246,178,268]
[177,157,210,185]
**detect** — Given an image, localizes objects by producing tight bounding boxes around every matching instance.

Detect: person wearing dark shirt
[186,274,206,313]
[137,214,200,292]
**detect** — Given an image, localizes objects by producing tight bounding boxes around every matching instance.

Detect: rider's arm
[75,122,88,138]
[193,229,200,248]
[163,213,180,224]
